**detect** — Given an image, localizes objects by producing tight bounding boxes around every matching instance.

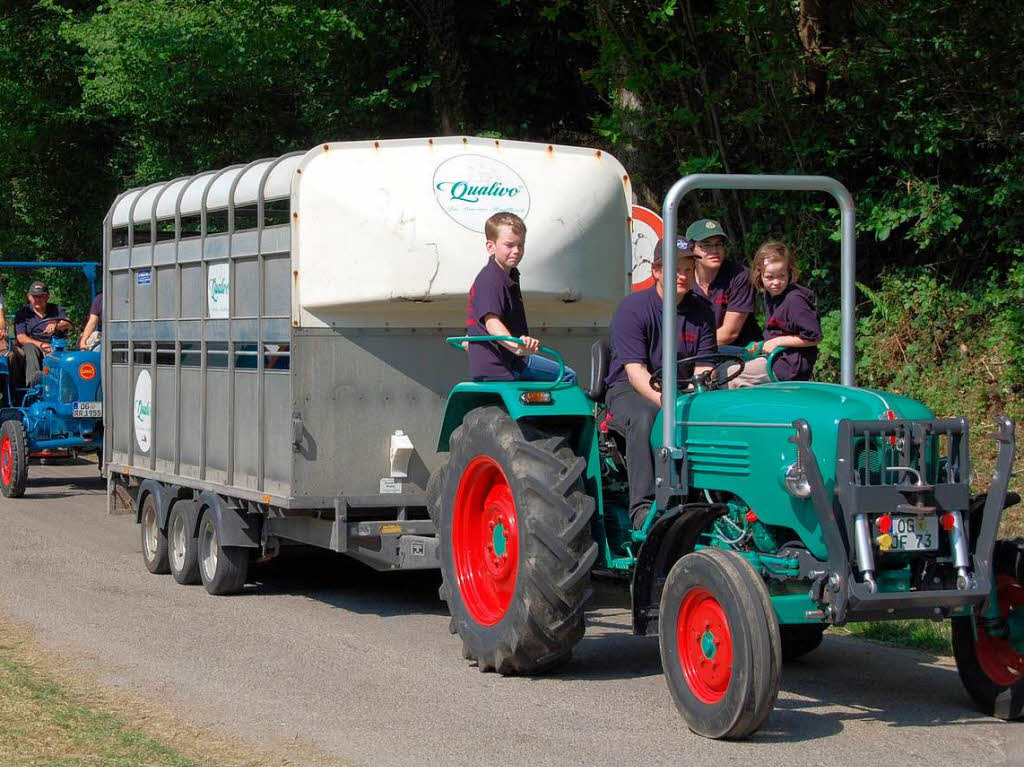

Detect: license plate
[888,515,939,552]
[73,401,102,418]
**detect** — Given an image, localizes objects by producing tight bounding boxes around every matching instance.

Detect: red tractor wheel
[432,406,596,674]
[952,538,1024,720]
[0,420,29,498]
[659,548,781,739]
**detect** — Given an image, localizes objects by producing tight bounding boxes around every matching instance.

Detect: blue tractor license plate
[72,401,102,418]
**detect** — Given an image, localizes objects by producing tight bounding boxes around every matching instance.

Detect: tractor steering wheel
[649,353,745,393]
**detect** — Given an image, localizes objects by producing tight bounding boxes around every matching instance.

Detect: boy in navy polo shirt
[605,240,716,529]
[687,218,761,352]
[466,212,577,383]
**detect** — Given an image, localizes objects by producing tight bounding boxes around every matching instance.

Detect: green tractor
[429,174,1021,739]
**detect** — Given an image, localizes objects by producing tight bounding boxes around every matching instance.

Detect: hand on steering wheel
[648,353,746,393]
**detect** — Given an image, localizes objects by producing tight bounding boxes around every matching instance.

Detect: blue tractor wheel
[0,420,28,498]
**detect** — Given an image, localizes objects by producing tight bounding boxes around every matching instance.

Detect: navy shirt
[764,284,822,381]
[692,260,762,346]
[90,293,102,331]
[466,257,529,381]
[605,286,717,388]
[14,303,69,343]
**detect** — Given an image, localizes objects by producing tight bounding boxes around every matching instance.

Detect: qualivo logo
[433,154,530,232]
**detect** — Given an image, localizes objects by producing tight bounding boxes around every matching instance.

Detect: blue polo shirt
[691,260,762,346]
[465,257,529,381]
[764,284,821,381]
[14,303,69,342]
[605,286,717,388]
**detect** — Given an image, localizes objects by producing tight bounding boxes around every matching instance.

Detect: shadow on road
[20,473,105,498]
[190,543,996,742]
[242,547,449,618]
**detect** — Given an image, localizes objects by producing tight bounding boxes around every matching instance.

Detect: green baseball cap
[685,218,728,242]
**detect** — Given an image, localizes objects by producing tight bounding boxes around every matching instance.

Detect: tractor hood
[673,381,935,434]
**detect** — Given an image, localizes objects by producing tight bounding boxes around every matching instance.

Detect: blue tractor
[0,261,103,497]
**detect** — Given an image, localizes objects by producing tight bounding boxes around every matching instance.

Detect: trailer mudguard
[135,479,185,530]
[436,382,594,452]
[194,491,259,548]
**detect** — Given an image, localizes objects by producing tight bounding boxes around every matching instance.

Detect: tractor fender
[194,491,259,548]
[437,382,596,452]
[630,502,727,637]
[135,479,186,530]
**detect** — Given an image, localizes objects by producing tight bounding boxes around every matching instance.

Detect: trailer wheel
[168,500,200,584]
[952,538,1024,720]
[779,623,825,661]
[659,548,781,739]
[140,493,169,574]
[434,406,596,675]
[0,420,29,498]
[197,512,249,595]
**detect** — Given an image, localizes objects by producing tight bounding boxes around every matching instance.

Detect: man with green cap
[686,218,761,353]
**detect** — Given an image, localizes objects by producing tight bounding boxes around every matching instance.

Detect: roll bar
[659,174,856,449]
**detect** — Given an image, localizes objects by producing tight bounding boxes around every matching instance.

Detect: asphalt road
[1,461,1021,767]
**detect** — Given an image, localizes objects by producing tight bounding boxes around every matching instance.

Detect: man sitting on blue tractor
[14,281,72,385]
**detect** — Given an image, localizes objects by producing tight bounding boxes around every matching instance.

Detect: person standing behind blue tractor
[79,292,102,351]
[14,281,72,384]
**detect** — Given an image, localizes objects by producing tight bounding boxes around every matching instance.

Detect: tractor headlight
[784,462,811,498]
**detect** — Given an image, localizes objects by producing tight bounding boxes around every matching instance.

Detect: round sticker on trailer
[433,154,530,232]
[134,369,152,453]
[631,205,663,292]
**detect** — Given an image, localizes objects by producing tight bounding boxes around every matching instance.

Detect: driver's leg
[726,356,769,388]
[606,382,659,529]
[24,344,43,384]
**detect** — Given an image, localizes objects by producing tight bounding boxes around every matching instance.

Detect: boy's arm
[482,314,538,355]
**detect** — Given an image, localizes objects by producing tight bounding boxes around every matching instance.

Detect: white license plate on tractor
[889,515,939,551]
[73,401,102,418]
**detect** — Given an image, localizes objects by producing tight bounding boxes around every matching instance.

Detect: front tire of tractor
[952,537,1024,720]
[168,500,201,585]
[140,493,170,574]
[0,420,29,498]
[659,548,781,739]
[197,512,249,596]
[433,406,597,675]
[779,623,825,661]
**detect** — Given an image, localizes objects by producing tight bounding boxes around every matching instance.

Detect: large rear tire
[952,537,1024,720]
[168,500,201,585]
[0,420,28,498]
[659,548,781,739]
[432,406,597,674]
[140,493,170,574]
[197,512,249,595]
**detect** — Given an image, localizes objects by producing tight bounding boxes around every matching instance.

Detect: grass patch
[835,619,953,655]
[0,647,196,767]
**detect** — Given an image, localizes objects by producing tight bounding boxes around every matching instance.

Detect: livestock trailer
[103,137,631,588]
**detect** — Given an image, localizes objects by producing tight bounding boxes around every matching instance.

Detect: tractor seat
[584,338,611,402]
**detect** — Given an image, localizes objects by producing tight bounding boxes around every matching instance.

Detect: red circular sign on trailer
[79,362,96,381]
[631,205,663,292]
